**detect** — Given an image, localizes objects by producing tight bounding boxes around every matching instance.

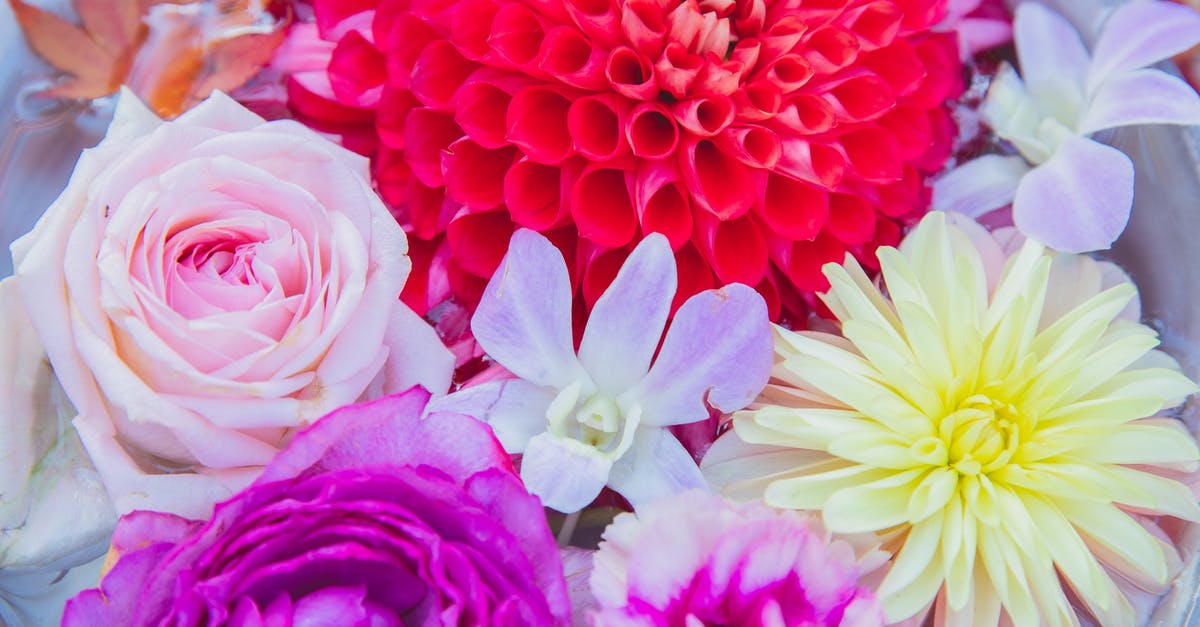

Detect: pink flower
[9,90,454,519]
[63,388,572,626]
[281,0,964,321]
[587,490,886,626]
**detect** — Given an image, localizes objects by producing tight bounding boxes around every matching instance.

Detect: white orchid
[934,0,1200,252]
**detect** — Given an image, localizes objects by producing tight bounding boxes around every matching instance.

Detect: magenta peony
[587,490,885,626]
[282,0,963,320]
[62,388,571,626]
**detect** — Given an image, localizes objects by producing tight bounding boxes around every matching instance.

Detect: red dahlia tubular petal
[861,39,926,96]
[382,13,441,88]
[698,0,736,18]
[761,53,813,92]
[803,25,862,74]
[672,242,715,312]
[909,34,962,107]
[692,210,768,286]
[440,138,518,208]
[403,108,465,188]
[838,127,902,183]
[774,95,835,134]
[605,47,659,100]
[450,0,501,60]
[446,208,516,278]
[732,80,782,121]
[489,4,550,69]
[506,85,574,164]
[753,270,782,321]
[569,94,631,161]
[681,137,763,220]
[758,16,807,60]
[777,137,846,190]
[654,42,703,97]
[633,161,692,249]
[537,26,609,90]
[571,167,639,247]
[377,86,420,150]
[841,1,903,50]
[895,0,942,31]
[620,0,668,58]
[505,157,570,230]
[694,11,732,57]
[666,0,704,50]
[408,0,461,26]
[822,72,896,122]
[858,215,901,271]
[728,38,761,75]
[877,103,933,160]
[716,125,781,170]
[876,165,922,218]
[453,70,533,149]
[286,74,373,125]
[673,95,735,137]
[625,102,679,159]
[582,246,632,308]
[826,192,878,245]
[314,0,376,39]
[758,171,828,241]
[777,229,844,292]
[732,0,766,37]
[693,56,743,96]
[410,40,480,110]
[563,0,623,47]
[328,30,386,108]
[914,106,955,172]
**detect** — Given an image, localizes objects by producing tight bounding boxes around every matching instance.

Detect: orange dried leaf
[8,0,119,95]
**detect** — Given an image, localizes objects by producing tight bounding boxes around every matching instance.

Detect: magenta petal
[1088,0,1200,90]
[606,427,705,509]
[673,95,736,137]
[571,167,638,247]
[472,230,582,388]
[1078,69,1200,134]
[489,3,548,67]
[569,94,630,160]
[507,86,574,164]
[681,138,763,220]
[409,40,479,109]
[537,26,608,90]
[578,234,676,395]
[629,284,772,427]
[606,46,658,100]
[505,158,567,230]
[633,162,693,249]
[626,102,679,159]
[1012,136,1134,253]
[758,173,828,242]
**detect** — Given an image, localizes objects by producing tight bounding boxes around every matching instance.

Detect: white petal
[471,230,583,389]
[364,300,455,398]
[0,554,106,627]
[577,234,675,395]
[1088,0,1200,92]
[606,427,705,510]
[1013,2,1088,122]
[932,155,1030,218]
[1012,136,1134,253]
[1079,69,1200,134]
[521,432,613,513]
[425,379,555,453]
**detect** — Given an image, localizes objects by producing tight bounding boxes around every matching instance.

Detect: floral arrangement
[3,0,1200,626]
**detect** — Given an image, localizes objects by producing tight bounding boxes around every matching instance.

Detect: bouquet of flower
[3,0,1200,625]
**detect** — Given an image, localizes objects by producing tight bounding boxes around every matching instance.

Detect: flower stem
[557,511,581,548]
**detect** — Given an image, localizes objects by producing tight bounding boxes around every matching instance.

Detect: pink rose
[10,89,454,519]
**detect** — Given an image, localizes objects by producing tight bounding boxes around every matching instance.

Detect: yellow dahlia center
[913,394,1023,476]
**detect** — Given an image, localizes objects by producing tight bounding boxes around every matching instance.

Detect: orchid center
[545,381,642,461]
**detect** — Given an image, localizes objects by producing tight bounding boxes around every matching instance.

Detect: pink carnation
[587,491,885,626]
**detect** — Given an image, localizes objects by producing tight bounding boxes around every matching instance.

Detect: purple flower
[429,230,773,513]
[62,388,571,626]
[587,491,885,626]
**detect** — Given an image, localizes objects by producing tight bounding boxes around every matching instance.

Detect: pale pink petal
[1012,136,1134,253]
[425,378,555,453]
[472,230,583,389]
[1079,69,1200,134]
[1013,2,1088,113]
[606,427,705,509]
[627,284,772,427]
[932,155,1029,218]
[577,234,676,396]
[521,432,613,513]
[958,18,1013,56]
[1088,0,1200,92]
[363,300,455,398]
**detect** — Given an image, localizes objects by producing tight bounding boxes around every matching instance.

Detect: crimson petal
[571,167,638,247]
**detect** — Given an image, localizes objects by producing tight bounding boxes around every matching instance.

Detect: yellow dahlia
[702,212,1200,626]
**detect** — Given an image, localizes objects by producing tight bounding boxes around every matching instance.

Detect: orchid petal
[1013,2,1088,121]
[425,379,555,453]
[1079,69,1200,134]
[1012,136,1134,253]
[472,230,583,388]
[932,155,1030,218]
[521,432,613,513]
[606,427,705,510]
[1088,0,1200,93]
[628,284,772,427]
[578,234,676,395]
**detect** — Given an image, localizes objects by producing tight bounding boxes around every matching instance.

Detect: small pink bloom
[588,491,886,626]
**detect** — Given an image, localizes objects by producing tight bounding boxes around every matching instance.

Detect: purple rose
[63,388,571,626]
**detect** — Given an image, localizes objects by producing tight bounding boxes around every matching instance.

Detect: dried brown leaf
[8,0,117,85]
[75,0,145,56]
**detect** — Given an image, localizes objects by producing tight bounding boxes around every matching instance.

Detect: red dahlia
[287,0,962,321]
